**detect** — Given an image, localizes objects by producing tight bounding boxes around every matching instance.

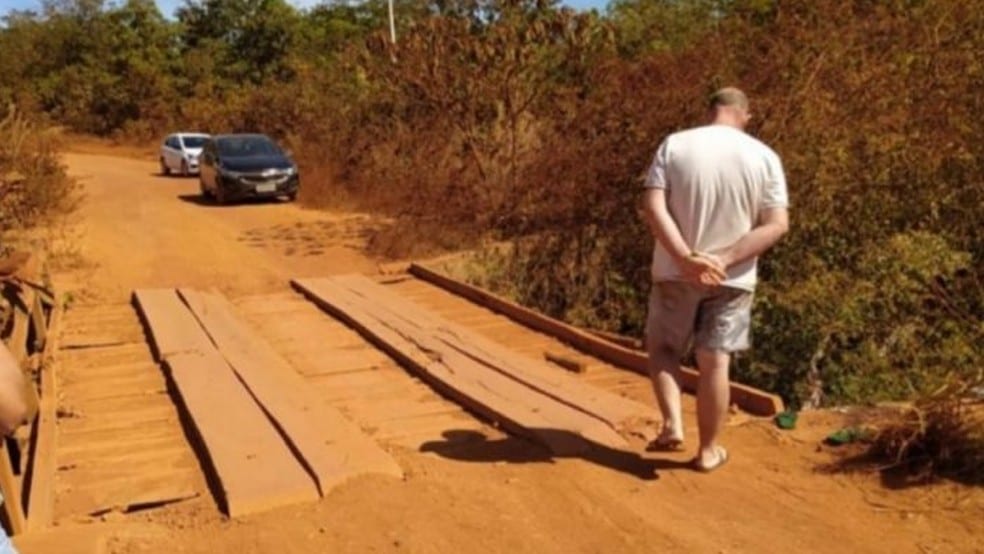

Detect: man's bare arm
[641,188,691,259]
[713,207,789,268]
[641,188,726,284]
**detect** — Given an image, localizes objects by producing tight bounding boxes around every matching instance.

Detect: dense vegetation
[1,1,980,419]
[0,105,78,245]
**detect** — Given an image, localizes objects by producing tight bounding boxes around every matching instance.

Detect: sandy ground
[22,151,983,553]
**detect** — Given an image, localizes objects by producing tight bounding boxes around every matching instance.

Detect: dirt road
[30,152,983,553]
[58,152,378,304]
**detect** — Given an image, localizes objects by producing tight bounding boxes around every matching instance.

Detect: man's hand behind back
[680,252,727,286]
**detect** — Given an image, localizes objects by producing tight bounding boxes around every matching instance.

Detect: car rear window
[182,136,208,148]
[216,136,281,157]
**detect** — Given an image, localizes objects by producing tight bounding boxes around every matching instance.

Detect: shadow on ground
[176,193,288,208]
[420,429,694,481]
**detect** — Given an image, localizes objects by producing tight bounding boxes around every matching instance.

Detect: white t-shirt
[644,124,788,291]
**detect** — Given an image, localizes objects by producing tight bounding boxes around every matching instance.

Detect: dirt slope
[27,151,983,554]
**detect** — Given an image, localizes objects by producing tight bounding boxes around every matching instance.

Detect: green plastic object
[824,426,875,446]
[774,410,798,430]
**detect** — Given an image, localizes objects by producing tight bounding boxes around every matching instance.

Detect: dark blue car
[199,134,299,204]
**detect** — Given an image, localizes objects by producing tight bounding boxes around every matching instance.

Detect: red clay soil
[18,150,983,553]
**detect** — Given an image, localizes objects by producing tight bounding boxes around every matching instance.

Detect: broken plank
[294,278,629,455]
[178,289,402,495]
[335,275,656,430]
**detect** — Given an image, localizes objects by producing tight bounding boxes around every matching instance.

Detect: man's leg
[692,286,753,469]
[695,348,730,466]
[649,345,684,441]
[645,282,697,443]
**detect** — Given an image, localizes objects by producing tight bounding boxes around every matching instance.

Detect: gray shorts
[645,280,754,359]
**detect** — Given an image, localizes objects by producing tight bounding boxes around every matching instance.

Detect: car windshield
[182,136,208,149]
[216,136,281,157]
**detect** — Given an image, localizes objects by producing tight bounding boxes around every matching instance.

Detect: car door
[161,135,173,170]
[164,136,181,170]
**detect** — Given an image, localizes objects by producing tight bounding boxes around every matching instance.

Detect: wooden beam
[294,276,657,455]
[24,294,62,531]
[333,275,653,427]
[0,441,25,535]
[409,263,785,417]
[177,288,402,495]
[133,290,319,517]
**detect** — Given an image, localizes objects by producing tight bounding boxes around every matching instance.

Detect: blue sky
[0,0,608,19]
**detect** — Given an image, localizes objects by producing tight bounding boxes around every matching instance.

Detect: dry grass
[869,379,984,485]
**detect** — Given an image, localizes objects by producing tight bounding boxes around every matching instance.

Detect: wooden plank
[56,448,193,473]
[58,426,186,453]
[131,290,215,359]
[58,343,153,369]
[25,297,61,531]
[296,278,593,453]
[60,372,165,396]
[177,288,402,495]
[588,329,642,350]
[544,350,588,373]
[132,290,319,517]
[336,275,656,430]
[409,264,785,416]
[62,383,165,404]
[0,441,25,535]
[13,524,109,554]
[294,277,636,455]
[164,351,319,516]
[57,435,187,468]
[288,349,391,377]
[55,469,198,518]
[57,417,179,443]
[58,361,160,383]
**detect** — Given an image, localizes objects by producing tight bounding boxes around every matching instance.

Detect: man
[640,87,789,472]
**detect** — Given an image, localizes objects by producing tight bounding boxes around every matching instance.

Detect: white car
[159,132,209,176]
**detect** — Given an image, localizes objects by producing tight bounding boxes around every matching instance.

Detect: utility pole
[388,0,397,44]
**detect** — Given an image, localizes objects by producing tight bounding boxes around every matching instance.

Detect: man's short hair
[709,87,749,111]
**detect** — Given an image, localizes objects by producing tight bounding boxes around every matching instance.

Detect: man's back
[646,124,787,290]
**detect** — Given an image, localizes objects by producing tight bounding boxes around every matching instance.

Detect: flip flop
[646,434,685,452]
[692,446,729,473]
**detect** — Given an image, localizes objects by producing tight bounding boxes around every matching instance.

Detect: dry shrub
[870,377,984,485]
[288,8,614,258]
[0,105,80,237]
[480,0,983,411]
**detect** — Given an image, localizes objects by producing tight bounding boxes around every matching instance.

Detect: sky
[0,0,608,19]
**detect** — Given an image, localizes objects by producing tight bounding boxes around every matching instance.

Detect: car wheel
[180,159,189,176]
[160,158,170,176]
[286,191,298,202]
